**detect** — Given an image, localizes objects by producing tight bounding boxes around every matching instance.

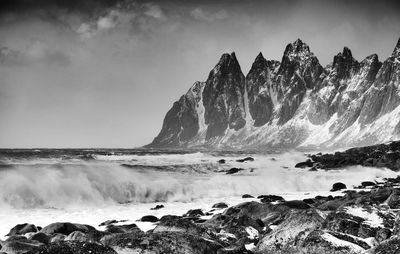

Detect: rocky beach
[1,142,400,254]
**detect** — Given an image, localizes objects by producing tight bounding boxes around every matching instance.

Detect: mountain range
[147,37,400,149]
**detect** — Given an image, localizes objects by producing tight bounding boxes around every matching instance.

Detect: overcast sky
[0,0,399,148]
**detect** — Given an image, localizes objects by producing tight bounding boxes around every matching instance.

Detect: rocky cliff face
[148,38,400,149]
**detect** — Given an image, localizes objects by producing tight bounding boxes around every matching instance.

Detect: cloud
[76,2,166,39]
[190,7,229,22]
[0,41,70,66]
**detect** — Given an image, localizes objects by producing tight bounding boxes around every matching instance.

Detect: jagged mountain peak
[341,47,353,58]
[331,47,359,80]
[284,38,312,58]
[392,37,400,57]
[210,52,242,77]
[149,38,400,149]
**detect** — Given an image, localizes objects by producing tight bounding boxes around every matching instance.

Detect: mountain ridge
[147,37,400,149]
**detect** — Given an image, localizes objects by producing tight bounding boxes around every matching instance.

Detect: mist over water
[0,150,397,210]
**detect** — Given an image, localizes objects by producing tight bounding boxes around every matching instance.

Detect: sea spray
[0,151,398,209]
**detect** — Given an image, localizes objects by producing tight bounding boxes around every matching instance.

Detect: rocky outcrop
[297,140,400,171]
[148,37,400,149]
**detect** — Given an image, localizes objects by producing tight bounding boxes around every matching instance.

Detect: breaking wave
[0,151,398,209]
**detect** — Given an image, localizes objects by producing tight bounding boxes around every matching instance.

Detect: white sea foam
[0,151,398,238]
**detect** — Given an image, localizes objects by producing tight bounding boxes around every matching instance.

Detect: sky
[0,0,399,148]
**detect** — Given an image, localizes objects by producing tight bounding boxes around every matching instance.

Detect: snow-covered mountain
[148,38,400,149]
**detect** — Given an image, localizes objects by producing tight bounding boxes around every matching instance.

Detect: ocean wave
[0,152,397,209]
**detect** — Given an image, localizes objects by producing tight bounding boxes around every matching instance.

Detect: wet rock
[40,222,95,236]
[99,220,118,227]
[184,209,204,217]
[28,232,50,244]
[236,157,255,162]
[281,200,311,209]
[213,202,229,209]
[49,234,66,243]
[218,159,226,164]
[303,230,367,254]
[0,236,43,254]
[150,204,165,210]
[105,223,142,234]
[242,194,254,199]
[139,215,159,223]
[362,181,376,188]
[6,223,38,236]
[295,159,314,168]
[64,231,88,242]
[25,241,117,254]
[226,168,244,174]
[102,231,223,254]
[369,236,400,254]
[376,228,391,242]
[256,209,324,252]
[258,195,285,203]
[331,182,347,192]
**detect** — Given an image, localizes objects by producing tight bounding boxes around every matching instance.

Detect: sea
[0,148,397,238]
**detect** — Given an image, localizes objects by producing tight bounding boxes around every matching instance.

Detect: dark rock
[49,234,66,243]
[139,215,159,223]
[184,209,204,217]
[281,200,311,209]
[150,204,165,210]
[102,231,223,254]
[361,181,376,187]
[6,223,38,236]
[40,223,95,236]
[28,232,50,244]
[25,241,117,254]
[257,209,324,252]
[236,157,255,162]
[99,220,118,227]
[0,236,43,254]
[218,159,226,164]
[242,194,254,199]
[64,231,88,242]
[212,202,229,209]
[226,168,244,174]
[331,182,347,192]
[371,236,400,254]
[295,159,314,168]
[258,195,285,203]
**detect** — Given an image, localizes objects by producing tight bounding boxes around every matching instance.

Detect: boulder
[258,195,285,203]
[6,224,38,236]
[49,234,66,243]
[242,194,254,199]
[212,202,229,209]
[99,220,118,227]
[303,230,367,254]
[40,222,95,235]
[102,231,223,254]
[331,182,347,192]
[256,209,324,252]
[25,241,117,254]
[226,168,244,174]
[139,215,159,223]
[236,157,254,162]
[281,200,311,209]
[0,236,43,254]
[362,181,376,188]
[151,204,165,210]
[184,209,204,217]
[295,159,314,168]
[218,159,226,164]
[105,223,142,234]
[64,231,88,242]
[28,232,50,244]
